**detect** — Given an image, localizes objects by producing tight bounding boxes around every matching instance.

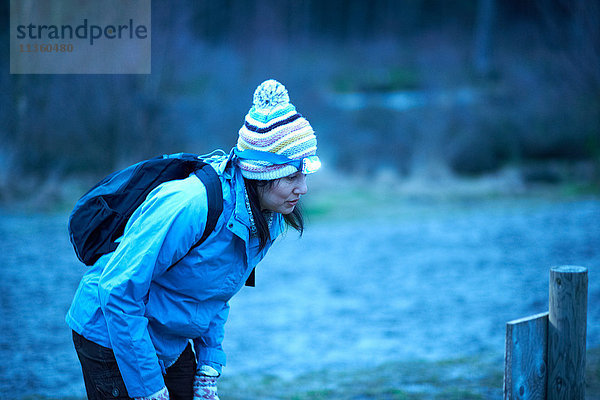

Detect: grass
[218,355,504,400]
[332,66,422,93]
[588,347,600,397]
[301,167,600,223]
[217,348,600,399]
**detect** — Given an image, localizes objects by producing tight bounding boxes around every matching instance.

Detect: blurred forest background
[1,0,599,208]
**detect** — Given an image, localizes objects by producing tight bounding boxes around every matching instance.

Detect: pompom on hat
[235,79,318,180]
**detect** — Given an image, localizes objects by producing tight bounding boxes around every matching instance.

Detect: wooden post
[547,266,588,400]
[504,312,548,400]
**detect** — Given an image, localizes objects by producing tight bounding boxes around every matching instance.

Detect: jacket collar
[215,148,285,243]
[212,148,235,179]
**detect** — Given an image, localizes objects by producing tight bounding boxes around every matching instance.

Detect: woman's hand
[134,386,169,400]
[193,365,220,400]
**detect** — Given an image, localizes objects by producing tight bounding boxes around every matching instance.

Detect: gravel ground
[0,195,598,399]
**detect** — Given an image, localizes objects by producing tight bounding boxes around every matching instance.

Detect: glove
[134,386,170,400]
[193,365,220,400]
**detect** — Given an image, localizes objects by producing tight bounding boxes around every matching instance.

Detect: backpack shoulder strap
[194,164,223,244]
[165,162,224,272]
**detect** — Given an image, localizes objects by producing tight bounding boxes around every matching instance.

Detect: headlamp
[234,149,321,175]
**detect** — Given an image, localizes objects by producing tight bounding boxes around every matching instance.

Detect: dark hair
[244,178,304,251]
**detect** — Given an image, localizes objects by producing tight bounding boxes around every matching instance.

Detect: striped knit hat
[236,79,317,180]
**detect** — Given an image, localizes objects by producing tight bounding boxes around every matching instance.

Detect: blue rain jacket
[66,153,284,397]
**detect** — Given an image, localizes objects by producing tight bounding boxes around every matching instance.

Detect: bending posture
[66,79,320,400]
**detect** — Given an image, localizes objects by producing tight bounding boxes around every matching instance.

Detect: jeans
[73,331,196,400]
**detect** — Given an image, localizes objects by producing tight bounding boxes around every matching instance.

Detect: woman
[66,79,320,400]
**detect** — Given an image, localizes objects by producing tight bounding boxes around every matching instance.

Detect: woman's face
[258,171,308,214]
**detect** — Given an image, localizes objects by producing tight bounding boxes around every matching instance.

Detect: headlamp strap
[234,148,300,167]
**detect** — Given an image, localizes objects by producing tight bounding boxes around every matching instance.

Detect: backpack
[68,152,224,267]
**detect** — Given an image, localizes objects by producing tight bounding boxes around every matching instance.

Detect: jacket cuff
[194,346,226,367]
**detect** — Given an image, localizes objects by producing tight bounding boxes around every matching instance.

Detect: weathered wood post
[504,312,549,399]
[547,266,588,400]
